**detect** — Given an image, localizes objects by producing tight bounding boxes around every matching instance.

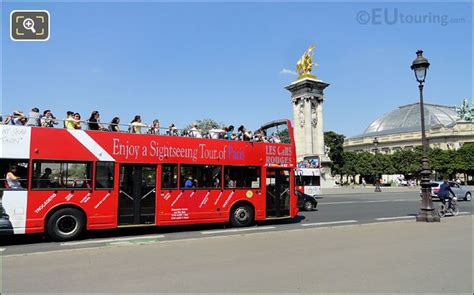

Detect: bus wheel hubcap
[56,215,78,236]
[235,208,249,223]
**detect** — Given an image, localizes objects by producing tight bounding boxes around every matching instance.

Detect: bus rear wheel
[230,204,254,227]
[46,208,85,241]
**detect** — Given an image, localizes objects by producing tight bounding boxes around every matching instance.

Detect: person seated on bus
[64,111,74,129]
[189,124,202,138]
[6,166,23,189]
[209,128,226,139]
[270,132,281,143]
[87,111,106,131]
[109,117,121,132]
[225,125,236,140]
[148,119,160,135]
[129,115,148,134]
[213,177,220,188]
[184,176,194,188]
[39,168,54,188]
[253,129,268,142]
[167,123,179,136]
[224,175,235,188]
[237,125,252,141]
[73,113,82,129]
[40,110,59,128]
[27,107,41,127]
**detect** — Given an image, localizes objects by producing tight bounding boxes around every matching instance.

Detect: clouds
[279,68,297,76]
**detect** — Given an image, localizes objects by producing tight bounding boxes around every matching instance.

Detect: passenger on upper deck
[109,117,121,132]
[40,110,58,128]
[66,113,82,130]
[149,119,160,135]
[27,108,41,127]
[237,125,252,141]
[65,111,75,129]
[208,128,226,139]
[225,125,236,140]
[129,115,148,134]
[270,132,281,143]
[6,166,23,189]
[88,111,106,131]
[189,124,202,138]
[167,124,178,136]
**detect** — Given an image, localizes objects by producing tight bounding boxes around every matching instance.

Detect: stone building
[344,103,474,154]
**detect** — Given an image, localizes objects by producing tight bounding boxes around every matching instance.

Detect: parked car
[296,190,318,211]
[421,181,472,201]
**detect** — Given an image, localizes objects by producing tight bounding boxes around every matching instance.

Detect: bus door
[118,164,156,225]
[265,168,290,218]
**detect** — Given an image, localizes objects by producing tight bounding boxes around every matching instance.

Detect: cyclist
[438,180,455,209]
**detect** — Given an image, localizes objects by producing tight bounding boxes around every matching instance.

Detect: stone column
[313,99,324,156]
[285,77,330,161]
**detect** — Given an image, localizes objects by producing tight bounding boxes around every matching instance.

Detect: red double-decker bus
[0,120,297,241]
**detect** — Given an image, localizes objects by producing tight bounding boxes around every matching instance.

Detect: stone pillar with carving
[286,78,329,161]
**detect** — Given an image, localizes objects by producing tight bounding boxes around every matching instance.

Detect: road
[0,191,472,256]
[1,210,472,293]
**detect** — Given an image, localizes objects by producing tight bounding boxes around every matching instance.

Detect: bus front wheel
[46,207,85,241]
[230,204,254,227]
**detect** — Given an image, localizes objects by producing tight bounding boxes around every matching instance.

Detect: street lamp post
[411,50,440,222]
[373,137,382,192]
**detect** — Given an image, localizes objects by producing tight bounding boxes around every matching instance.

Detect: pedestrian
[362,178,366,188]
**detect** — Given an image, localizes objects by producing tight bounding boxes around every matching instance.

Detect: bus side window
[179,164,221,189]
[95,162,115,190]
[224,166,260,188]
[0,159,29,190]
[161,164,178,189]
[32,161,92,190]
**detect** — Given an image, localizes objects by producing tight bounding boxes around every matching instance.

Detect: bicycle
[438,195,459,217]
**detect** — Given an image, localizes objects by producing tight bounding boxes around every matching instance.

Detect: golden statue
[296,45,318,80]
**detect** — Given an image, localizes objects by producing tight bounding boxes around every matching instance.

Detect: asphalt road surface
[1,210,472,293]
[1,191,471,256]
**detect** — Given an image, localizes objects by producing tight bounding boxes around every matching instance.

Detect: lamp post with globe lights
[411,50,440,222]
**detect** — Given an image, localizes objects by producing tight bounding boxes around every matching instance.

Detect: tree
[185,119,226,134]
[324,131,345,176]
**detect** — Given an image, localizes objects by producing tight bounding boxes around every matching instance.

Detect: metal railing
[0,114,283,143]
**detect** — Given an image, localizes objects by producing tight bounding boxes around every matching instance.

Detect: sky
[2,1,472,137]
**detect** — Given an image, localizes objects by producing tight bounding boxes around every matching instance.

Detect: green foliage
[324,131,345,175]
[339,145,472,181]
[186,118,226,134]
[456,143,474,173]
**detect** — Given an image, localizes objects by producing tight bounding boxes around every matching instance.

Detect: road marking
[320,199,416,205]
[301,220,357,227]
[0,248,5,252]
[60,234,165,246]
[108,241,132,246]
[459,211,471,215]
[201,226,275,235]
[375,216,416,221]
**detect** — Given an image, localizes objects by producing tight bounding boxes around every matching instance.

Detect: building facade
[344,103,474,154]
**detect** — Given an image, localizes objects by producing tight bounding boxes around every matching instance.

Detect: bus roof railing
[0,115,290,143]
